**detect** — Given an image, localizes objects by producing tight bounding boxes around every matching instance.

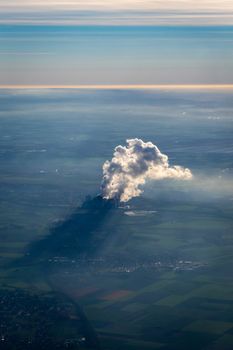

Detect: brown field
[101,290,133,301]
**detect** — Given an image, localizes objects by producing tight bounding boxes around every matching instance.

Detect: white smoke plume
[101,138,192,202]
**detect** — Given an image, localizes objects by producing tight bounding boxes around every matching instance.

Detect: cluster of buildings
[0,288,86,349]
[47,255,206,274]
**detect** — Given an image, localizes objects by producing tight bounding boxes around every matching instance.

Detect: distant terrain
[0,89,233,349]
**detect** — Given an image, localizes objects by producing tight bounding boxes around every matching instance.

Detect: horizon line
[1,84,233,90]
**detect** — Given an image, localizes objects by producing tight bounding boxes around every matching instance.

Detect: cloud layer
[101,138,192,202]
[0,0,233,25]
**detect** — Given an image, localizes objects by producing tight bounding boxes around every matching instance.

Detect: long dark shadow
[21,195,116,265]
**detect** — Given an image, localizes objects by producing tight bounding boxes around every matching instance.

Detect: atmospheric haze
[101,138,192,202]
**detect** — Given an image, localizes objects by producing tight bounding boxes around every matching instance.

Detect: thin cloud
[0,1,233,25]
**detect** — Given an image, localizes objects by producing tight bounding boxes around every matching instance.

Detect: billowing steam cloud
[101,138,192,202]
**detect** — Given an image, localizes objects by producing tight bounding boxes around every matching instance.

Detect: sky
[0,1,233,86]
[1,0,233,26]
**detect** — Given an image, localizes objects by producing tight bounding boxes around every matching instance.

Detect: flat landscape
[0,88,233,349]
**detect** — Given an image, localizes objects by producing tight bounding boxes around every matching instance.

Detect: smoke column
[101,138,192,202]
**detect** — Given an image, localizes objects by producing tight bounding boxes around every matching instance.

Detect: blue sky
[0,1,233,86]
[1,26,233,86]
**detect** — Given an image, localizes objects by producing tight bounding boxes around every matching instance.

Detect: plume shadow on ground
[24,196,116,263]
